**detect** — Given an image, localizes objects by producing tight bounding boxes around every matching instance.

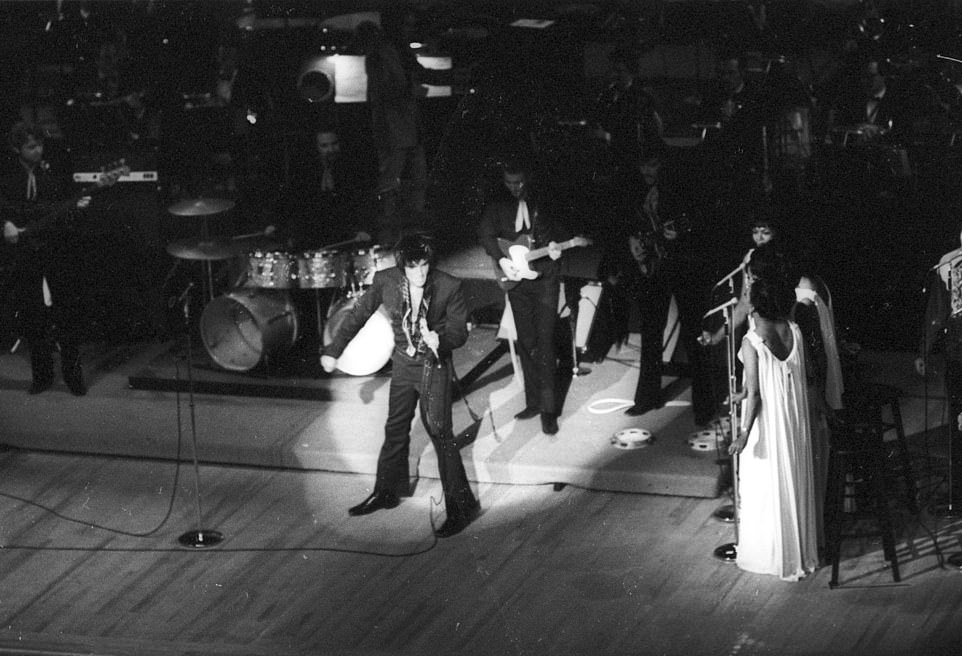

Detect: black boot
[61,346,87,396]
[28,341,54,395]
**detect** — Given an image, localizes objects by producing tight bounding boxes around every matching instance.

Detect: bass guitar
[494,235,592,291]
[3,159,129,243]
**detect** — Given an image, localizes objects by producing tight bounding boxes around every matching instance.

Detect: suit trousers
[507,275,560,415]
[376,350,476,516]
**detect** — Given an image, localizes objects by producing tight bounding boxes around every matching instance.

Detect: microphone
[929,247,962,271]
[703,296,739,319]
[420,317,440,359]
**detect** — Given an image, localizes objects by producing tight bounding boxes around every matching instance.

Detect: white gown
[736,321,819,581]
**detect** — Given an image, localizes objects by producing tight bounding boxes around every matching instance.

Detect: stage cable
[0,358,439,559]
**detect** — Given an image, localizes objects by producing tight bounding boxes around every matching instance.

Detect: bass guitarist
[478,159,570,435]
[1,122,95,395]
[623,153,716,425]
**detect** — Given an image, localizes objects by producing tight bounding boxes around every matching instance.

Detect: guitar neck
[524,238,583,262]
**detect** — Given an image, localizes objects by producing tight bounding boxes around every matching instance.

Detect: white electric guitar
[495,235,592,290]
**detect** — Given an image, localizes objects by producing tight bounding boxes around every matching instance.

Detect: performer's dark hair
[749,256,796,319]
[395,232,436,267]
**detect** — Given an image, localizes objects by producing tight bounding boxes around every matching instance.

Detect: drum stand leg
[176,284,224,549]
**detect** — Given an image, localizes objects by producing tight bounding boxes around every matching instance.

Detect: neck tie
[321,166,334,192]
[26,170,37,200]
[514,200,530,233]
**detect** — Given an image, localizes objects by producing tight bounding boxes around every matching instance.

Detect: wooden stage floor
[1,335,962,655]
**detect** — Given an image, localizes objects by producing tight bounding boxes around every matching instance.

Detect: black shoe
[625,402,663,417]
[348,491,400,516]
[28,378,53,395]
[514,406,540,420]
[540,412,559,435]
[435,501,481,538]
[64,369,87,396]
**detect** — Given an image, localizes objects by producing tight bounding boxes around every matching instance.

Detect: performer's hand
[320,355,337,373]
[3,220,22,244]
[547,241,562,261]
[726,389,747,405]
[76,196,92,209]
[728,431,748,456]
[419,318,440,356]
[499,257,521,281]
[662,223,678,241]
[914,356,926,376]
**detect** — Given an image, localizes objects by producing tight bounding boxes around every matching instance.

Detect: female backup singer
[728,273,819,581]
[320,233,480,538]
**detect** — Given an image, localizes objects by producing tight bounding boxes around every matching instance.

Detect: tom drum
[351,246,396,287]
[297,250,347,288]
[201,289,299,371]
[247,251,296,288]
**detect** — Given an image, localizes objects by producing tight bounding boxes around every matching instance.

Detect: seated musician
[278,126,376,252]
[1,122,91,395]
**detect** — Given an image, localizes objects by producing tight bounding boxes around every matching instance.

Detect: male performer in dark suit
[478,160,567,435]
[1,121,90,395]
[321,233,480,538]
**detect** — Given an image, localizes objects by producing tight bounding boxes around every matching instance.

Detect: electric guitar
[3,159,129,243]
[630,213,691,278]
[494,235,593,291]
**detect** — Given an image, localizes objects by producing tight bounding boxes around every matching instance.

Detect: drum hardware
[166,237,240,261]
[167,197,236,217]
[172,280,224,549]
[168,198,236,302]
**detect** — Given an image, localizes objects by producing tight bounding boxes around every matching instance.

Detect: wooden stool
[843,382,919,514]
[826,410,902,588]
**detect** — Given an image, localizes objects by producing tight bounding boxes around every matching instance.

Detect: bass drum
[323,296,394,376]
[201,289,299,371]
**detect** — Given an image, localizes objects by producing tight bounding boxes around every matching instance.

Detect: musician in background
[916,227,962,508]
[623,154,715,425]
[478,159,567,435]
[1,122,90,395]
[321,233,480,538]
[279,126,375,252]
[590,45,664,182]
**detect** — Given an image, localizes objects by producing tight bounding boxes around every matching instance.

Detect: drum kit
[164,197,396,375]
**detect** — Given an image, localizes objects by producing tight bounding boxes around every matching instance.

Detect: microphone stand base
[178,529,225,548]
[713,504,735,523]
[572,366,591,377]
[713,542,737,563]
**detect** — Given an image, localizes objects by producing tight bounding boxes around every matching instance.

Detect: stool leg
[889,399,919,514]
[827,449,845,588]
[869,447,902,582]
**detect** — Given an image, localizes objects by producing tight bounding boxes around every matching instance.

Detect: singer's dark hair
[749,273,794,320]
[395,232,436,267]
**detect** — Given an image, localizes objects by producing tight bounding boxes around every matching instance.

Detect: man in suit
[1,121,90,395]
[478,160,567,435]
[321,233,480,538]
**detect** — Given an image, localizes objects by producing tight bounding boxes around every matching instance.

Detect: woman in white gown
[729,273,819,581]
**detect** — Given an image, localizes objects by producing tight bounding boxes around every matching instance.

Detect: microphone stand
[703,297,740,562]
[176,282,224,548]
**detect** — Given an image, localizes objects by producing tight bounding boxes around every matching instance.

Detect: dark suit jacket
[478,197,568,280]
[323,266,467,360]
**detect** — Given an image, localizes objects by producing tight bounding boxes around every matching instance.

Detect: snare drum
[351,246,396,287]
[247,251,296,288]
[297,250,347,288]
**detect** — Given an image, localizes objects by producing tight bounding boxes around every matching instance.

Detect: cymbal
[166,237,240,261]
[167,198,235,217]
